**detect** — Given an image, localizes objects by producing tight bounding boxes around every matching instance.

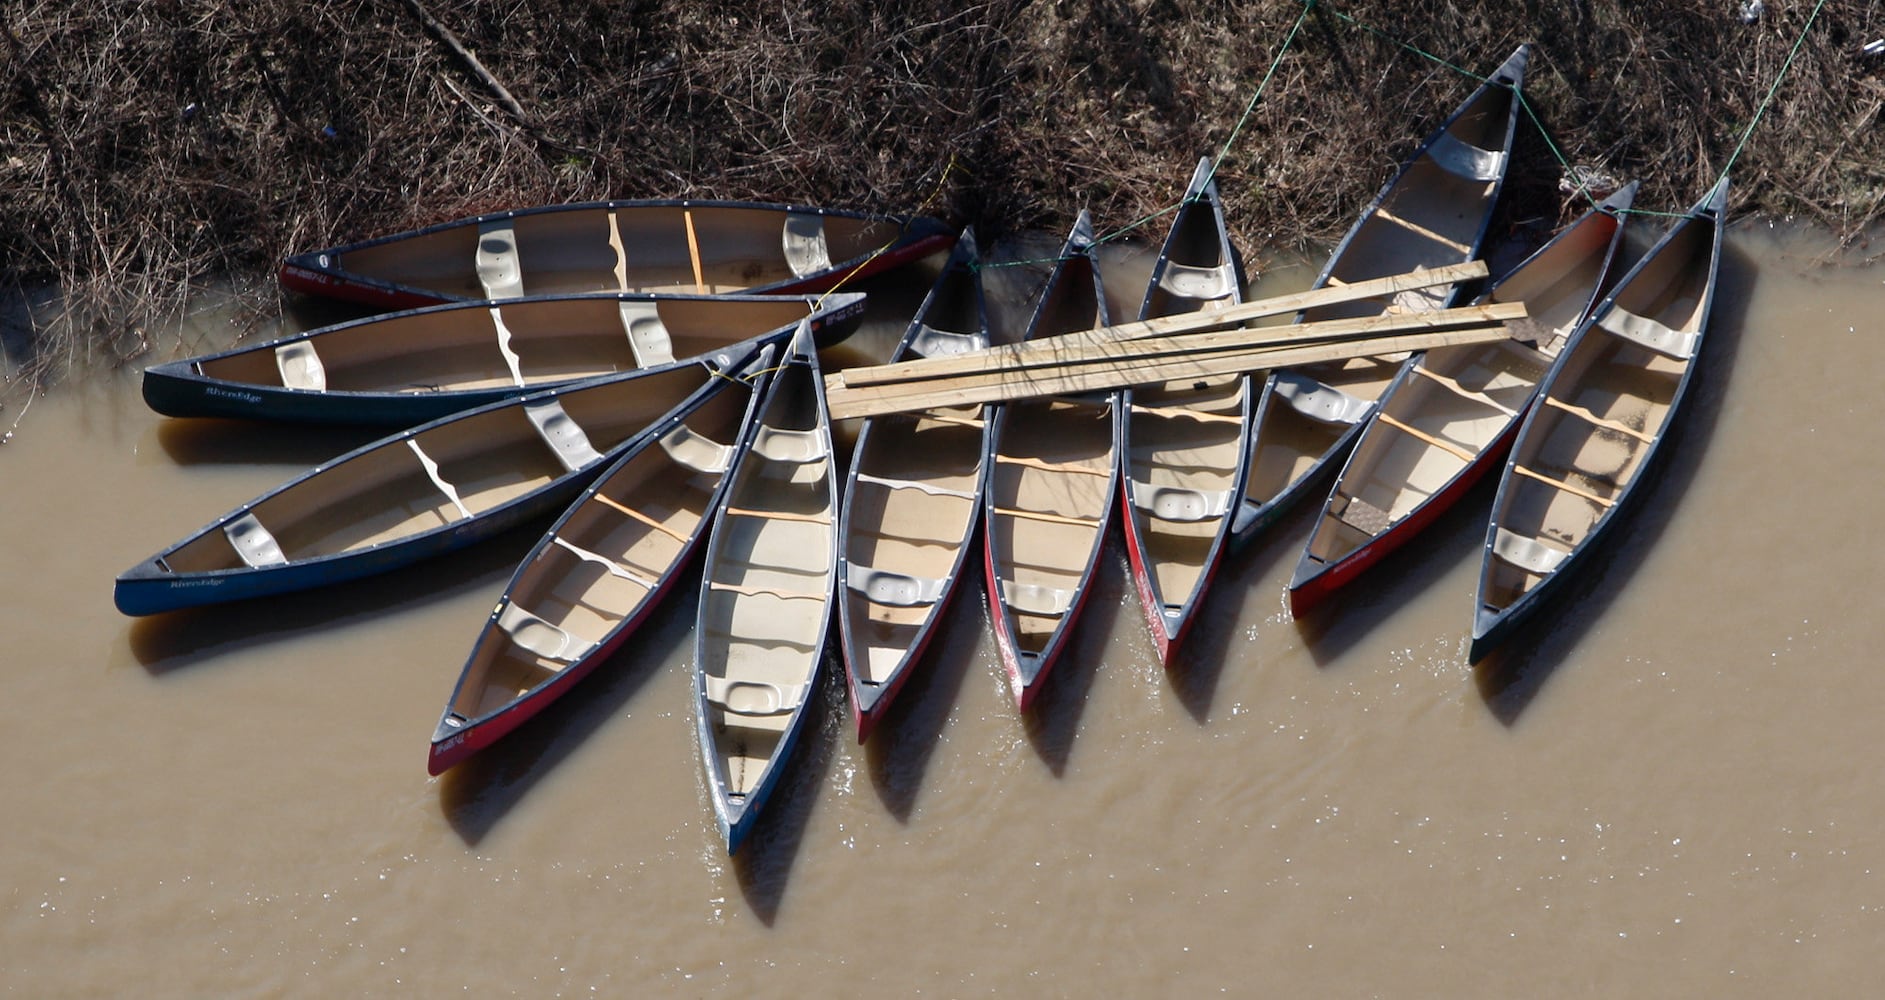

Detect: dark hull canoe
[837,230,991,742]
[1118,157,1252,666]
[1471,177,1729,662]
[1288,184,1638,615]
[280,199,955,310]
[143,292,864,426]
[695,323,838,854]
[983,212,1120,711]
[427,345,773,774]
[114,341,773,617]
[1233,45,1528,548]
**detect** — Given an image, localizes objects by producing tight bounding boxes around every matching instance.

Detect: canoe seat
[1156,260,1238,302]
[846,563,948,607]
[476,219,524,299]
[704,675,809,719]
[659,423,734,476]
[907,324,990,358]
[854,471,977,501]
[224,512,288,568]
[1001,579,1073,617]
[750,425,827,463]
[497,602,585,663]
[618,299,674,367]
[1596,305,1699,360]
[782,212,833,279]
[1273,371,1373,426]
[274,341,327,391]
[1333,495,1392,535]
[1491,526,1569,575]
[1130,481,1232,523]
[1426,130,1507,182]
[525,398,606,473]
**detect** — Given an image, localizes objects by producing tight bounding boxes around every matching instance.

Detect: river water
[2,219,1882,996]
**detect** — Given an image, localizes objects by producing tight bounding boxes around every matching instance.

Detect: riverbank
[3,1,1880,383]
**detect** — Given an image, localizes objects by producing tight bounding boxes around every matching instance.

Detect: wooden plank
[1374,412,1476,462]
[1542,395,1656,442]
[837,301,1525,391]
[827,325,1515,420]
[1511,464,1615,507]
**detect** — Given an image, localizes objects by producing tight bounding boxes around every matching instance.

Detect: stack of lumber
[825,262,1527,420]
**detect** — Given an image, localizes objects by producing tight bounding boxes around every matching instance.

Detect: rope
[1718,0,1829,184]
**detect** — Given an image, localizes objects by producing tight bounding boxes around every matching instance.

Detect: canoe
[695,322,838,853]
[1471,177,1729,662]
[428,343,773,774]
[983,212,1121,710]
[836,229,990,741]
[280,199,956,310]
[142,291,865,426]
[114,340,772,617]
[1232,44,1528,546]
[1118,157,1252,665]
[1288,183,1638,615]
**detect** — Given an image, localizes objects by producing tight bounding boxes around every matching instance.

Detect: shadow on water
[128,518,545,674]
[731,668,843,926]
[437,564,703,847]
[1291,468,1500,665]
[153,416,389,468]
[866,572,987,823]
[1475,237,1755,723]
[1022,541,1131,776]
[1169,500,1312,721]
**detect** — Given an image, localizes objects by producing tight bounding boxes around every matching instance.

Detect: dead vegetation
[2,0,1881,392]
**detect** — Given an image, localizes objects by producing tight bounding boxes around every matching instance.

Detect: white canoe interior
[192,295,816,395]
[333,204,908,300]
[1247,73,1516,510]
[156,363,712,575]
[841,246,986,690]
[1480,215,1714,615]
[446,380,754,723]
[988,398,1114,661]
[1302,207,1624,566]
[700,360,834,805]
[1124,166,1247,626]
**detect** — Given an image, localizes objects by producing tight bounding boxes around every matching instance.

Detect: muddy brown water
[3,221,1883,996]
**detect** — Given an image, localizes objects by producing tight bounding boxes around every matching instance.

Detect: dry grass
[3,0,1881,398]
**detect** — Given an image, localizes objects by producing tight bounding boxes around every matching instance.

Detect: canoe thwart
[1407,362,1519,416]
[497,602,585,663]
[782,212,833,279]
[1374,412,1476,463]
[1596,305,1699,360]
[908,324,991,358]
[1156,260,1238,302]
[274,341,326,391]
[224,512,288,568]
[845,563,948,607]
[1491,527,1569,575]
[1511,464,1616,508]
[525,398,606,473]
[1273,371,1374,425]
[1371,207,1475,256]
[407,440,473,520]
[854,471,978,500]
[1129,401,1243,424]
[1541,395,1656,443]
[476,219,524,299]
[1130,481,1234,523]
[705,675,811,717]
[552,536,659,589]
[1427,131,1507,182]
[593,492,691,542]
